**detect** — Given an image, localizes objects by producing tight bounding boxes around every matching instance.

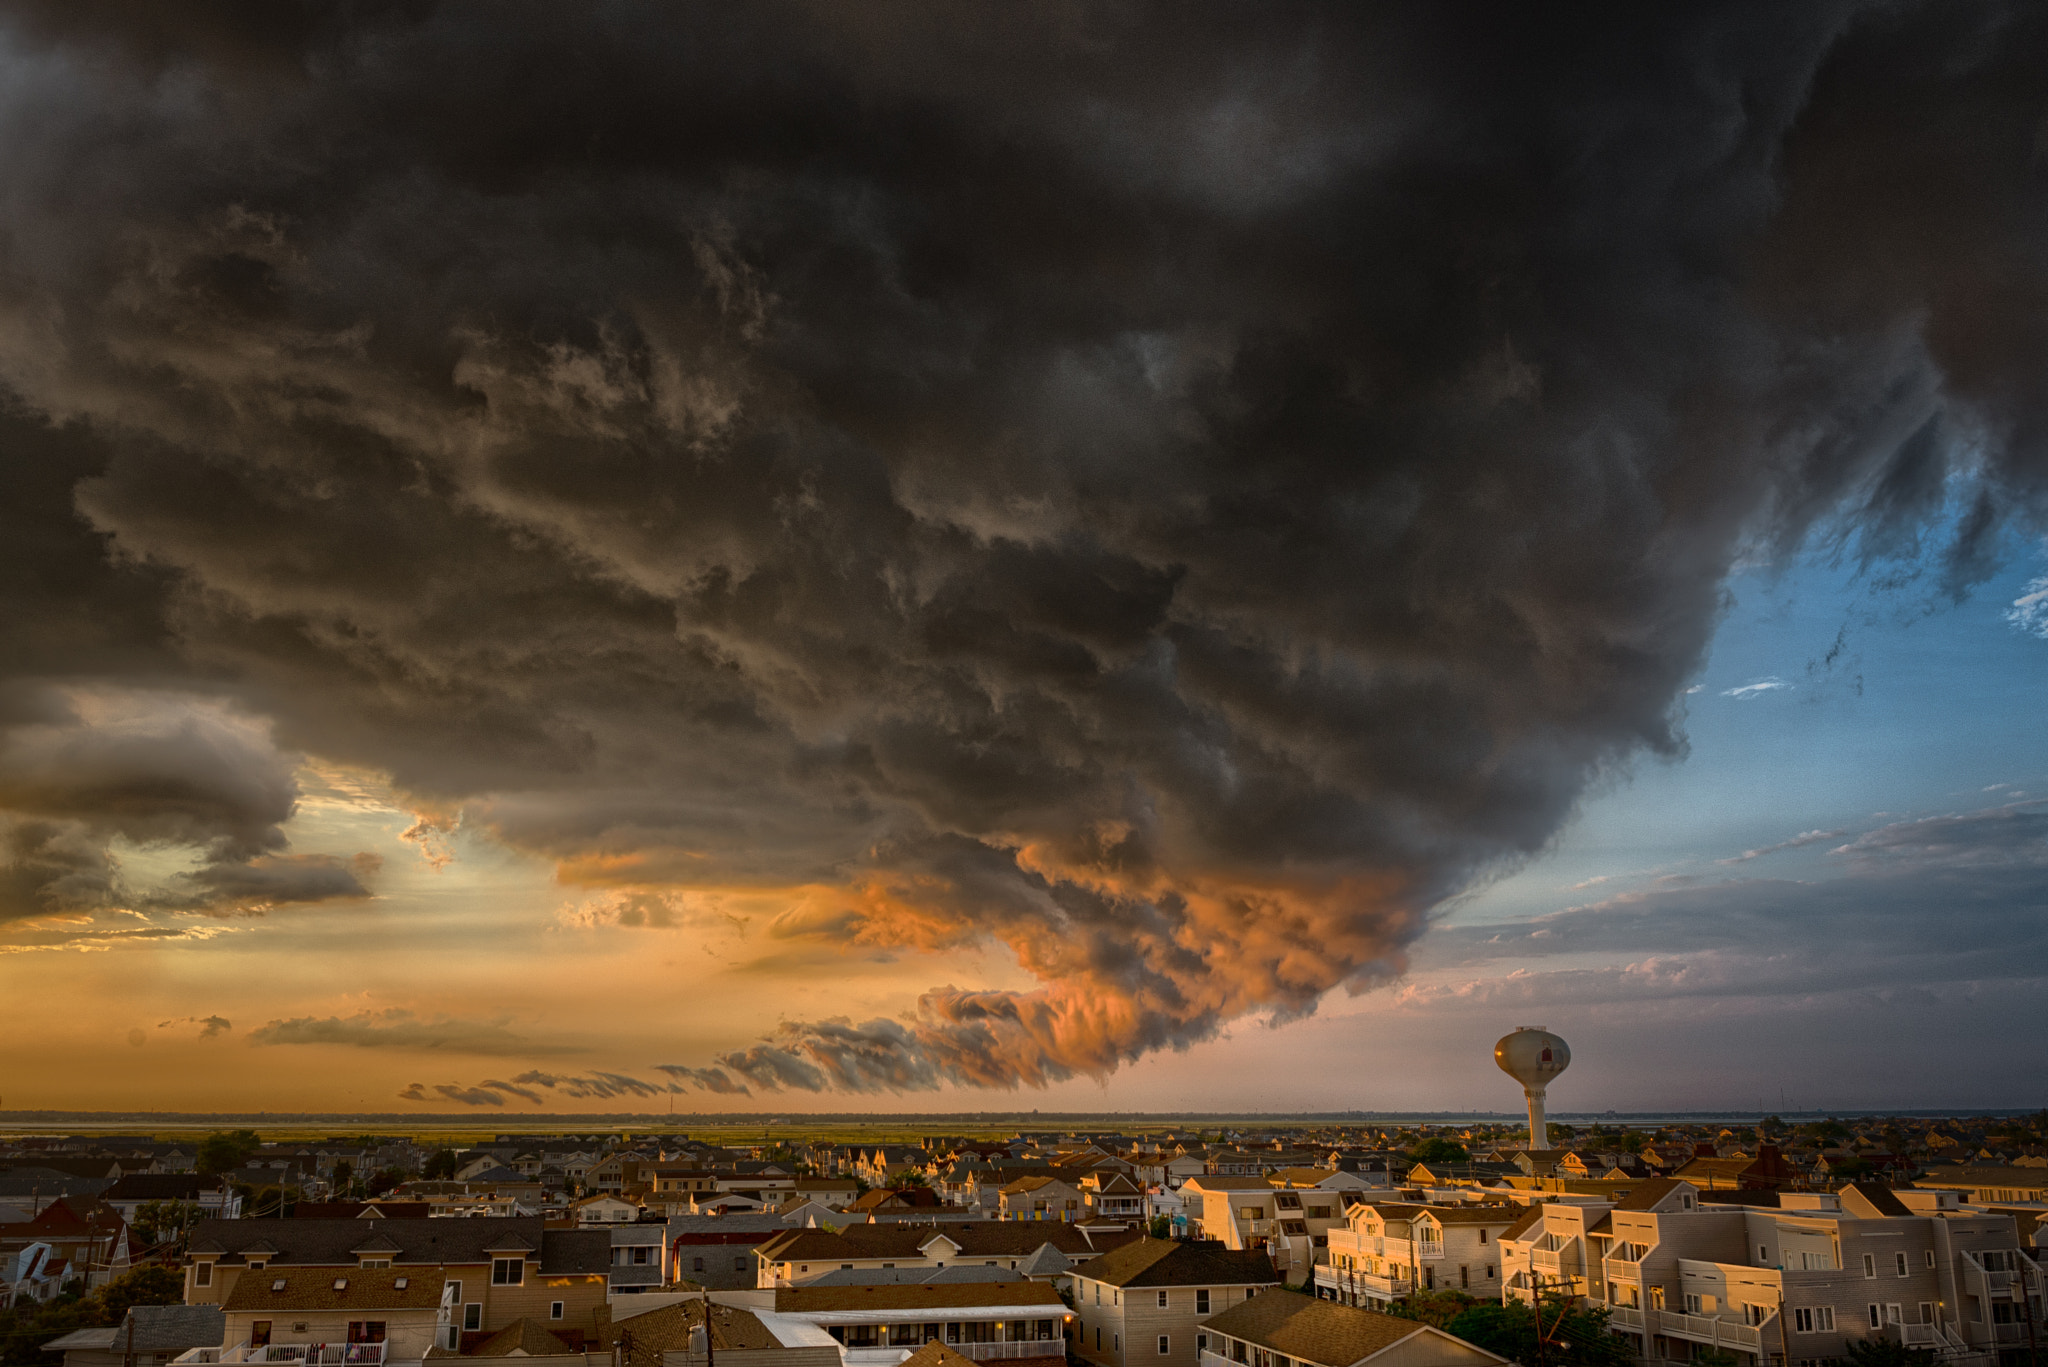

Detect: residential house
[196,1265,451,1363]
[180,1216,610,1349]
[605,1298,839,1367]
[610,1223,671,1296]
[1082,1174,1148,1225]
[1180,1178,1346,1283]
[1198,1290,1507,1367]
[0,1197,131,1300]
[1320,1204,1519,1307]
[755,1221,1140,1289]
[572,1195,642,1225]
[1001,1178,1083,1224]
[1916,1167,2048,1206]
[100,1175,242,1225]
[770,1280,1071,1364]
[43,1305,224,1367]
[1068,1238,1280,1367]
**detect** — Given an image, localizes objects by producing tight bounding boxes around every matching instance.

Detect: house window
[1863,1255,1876,1278]
[1918,1303,1934,1325]
[464,1304,482,1332]
[1867,1305,1882,1329]
[1895,1253,1908,1277]
[346,1324,386,1345]
[550,1303,564,1321]
[445,1280,462,1304]
[1924,1250,1935,1269]
[693,1257,705,1272]
[248,1261,266,1272]
[1198,1337,1209,1353]
[493,1258,524,1285]
[1196,1290,1210,1314]
[1479,1230,1488,1244]
[632,1247,650,1265]
[1759,1246,1769,1263]
[1158,1291,1169,1308]
[1159,1337,1171,1355]
[194,1263,213,1288]
[1485,1265,1494,1279]
[1685,1294,1703,1315]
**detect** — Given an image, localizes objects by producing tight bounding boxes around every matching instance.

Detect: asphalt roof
[775,1282,1066,1314]
[185,1216,605,1276]
[1201,1291,1467,1367]
[1069,1238,1282,1289]
[223,1266,445,1312]
[472,1320,575,1357]
[609,1300,783,1352]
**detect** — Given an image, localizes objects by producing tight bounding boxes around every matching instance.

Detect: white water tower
[1494,1026,1570,1150]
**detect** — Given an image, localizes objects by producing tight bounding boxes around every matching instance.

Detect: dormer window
[248,1261,266,1272]
[194,1263,214,1288]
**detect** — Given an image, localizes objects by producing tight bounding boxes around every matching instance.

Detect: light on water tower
[1494,1025,1570,1149]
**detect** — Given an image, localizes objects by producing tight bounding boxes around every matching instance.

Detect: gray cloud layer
[1,0,2046,1088]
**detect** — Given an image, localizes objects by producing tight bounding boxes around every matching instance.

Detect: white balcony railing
[175,1346,386,1367]
[951,1342,1066,1360]
[1648,1312,1768,1353]
[1608,1308,1645,1332]
[1416,1242,1444,1263]
[1531,1250,1564,1274]
[1603,1258,1640,1281]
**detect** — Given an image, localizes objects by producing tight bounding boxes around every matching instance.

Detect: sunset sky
[1,0,2045,1116]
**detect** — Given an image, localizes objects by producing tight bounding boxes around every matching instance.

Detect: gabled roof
[1017,1243,1071,1277]
[1496,1206,1546,1242]
[118,1306,226,1354]
[1202,1290,1504,1367]
[1069,1237,1282,1289]
[1613,1178,1693,1212]
[184,1215,564,1269]
[608,1299,783,1352]
[471,1319,575,1357]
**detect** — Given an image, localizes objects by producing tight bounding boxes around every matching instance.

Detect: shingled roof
[608,1300,784,1352]
[184,1216,605,1276]
[1069,1237,1282,1289]
[472,1320,574,1357]
[774,1282,1066,1315]
[223,1266,444,1312]
[1201,1290,1505,1367]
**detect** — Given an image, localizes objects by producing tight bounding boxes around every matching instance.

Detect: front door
[250,1323,272,1349]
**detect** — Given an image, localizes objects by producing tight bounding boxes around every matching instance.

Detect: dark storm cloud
[247,1008,570,1055]
[1,0,2045,1087]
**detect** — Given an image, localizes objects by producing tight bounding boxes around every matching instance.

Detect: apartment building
[1180,1177,1346,1282]
[180,1216,610,1348]
[191,1266,451,1364]
[1068,1237,1280,1367]
[1319,1203,1519,1307]
[1501,1178,2045,1367]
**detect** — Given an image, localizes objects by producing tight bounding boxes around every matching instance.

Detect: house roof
[471,1320,575,1357]
[223,1266,445,1312]
[183,1216,602,1275]
[1183,1176,1280,1191]
[898,1343,986,1367]
[1496,1206,1546,1242]
[1613,1179,1691,1212]
[608,1300,783,1352]
[1846,1183,1911,1218]
[1201,1291,1492,1367]
[47,1307,224,1356]
[1017,1244,1072,1277]
[775,1282,1067,1315]
[758,1220,1134,1265]
[1069,1237,1282,1289]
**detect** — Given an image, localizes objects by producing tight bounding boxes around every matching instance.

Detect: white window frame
[1196,1290,1210,1314]
[1863,1254,1877,1279]
[1159,1337,1171,1356]
[1158,1291,1169,1309]
[550,1302,564,1320]
[1895,1252,1908,1277]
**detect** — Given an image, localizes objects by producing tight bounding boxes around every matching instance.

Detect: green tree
[330,1161,354,1196]
[1446,1297,1635,1367]
[1841,1340,1938,1367]
[93,1266,185,1321]
[422,1148,459,1180]
[196,1129,261,1176]
[1388,1290,1479,1330]
[1407,1138,1470,1164]
[130,1201,203,1251]
[1148,1215,1172,1239]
